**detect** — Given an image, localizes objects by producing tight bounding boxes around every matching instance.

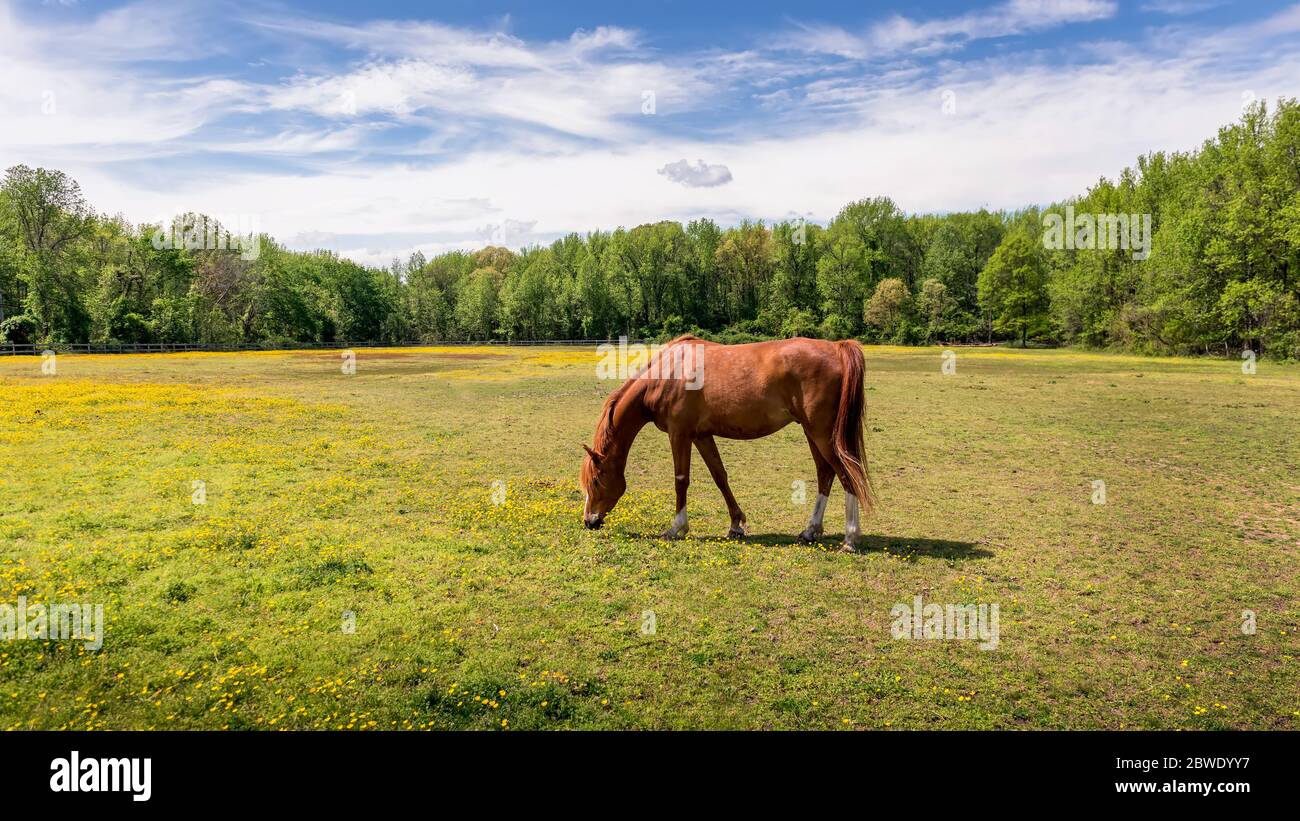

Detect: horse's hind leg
[695,435,747,537]
[799,430,835,543]
[805,429,860,552]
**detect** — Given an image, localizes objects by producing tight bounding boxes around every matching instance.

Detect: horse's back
[698,336,844,378]
[650,336,851,437]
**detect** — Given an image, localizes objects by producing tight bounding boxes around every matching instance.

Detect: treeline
[2,100,1298,357]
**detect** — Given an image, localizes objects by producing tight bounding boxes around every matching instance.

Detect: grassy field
[0,344,1297,730]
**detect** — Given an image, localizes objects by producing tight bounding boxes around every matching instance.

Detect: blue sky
[3,0,1299,265]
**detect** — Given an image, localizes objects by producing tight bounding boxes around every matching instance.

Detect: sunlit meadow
[0,345,1296,730]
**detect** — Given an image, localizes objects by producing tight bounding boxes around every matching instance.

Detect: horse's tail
[833,340,875,513]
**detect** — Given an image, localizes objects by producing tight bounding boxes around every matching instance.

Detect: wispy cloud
[783,0,1118,58]
[254,15,709,142]
[1141,0,1227,15]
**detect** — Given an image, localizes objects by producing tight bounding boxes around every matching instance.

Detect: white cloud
[255,16,708,141]
[0,1,253,155]
[657,159,734,188]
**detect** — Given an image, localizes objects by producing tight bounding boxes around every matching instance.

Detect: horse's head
[580,444,625,528]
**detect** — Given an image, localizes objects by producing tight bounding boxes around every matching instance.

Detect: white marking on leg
[807,493,828,531]
[844,494,860,545]
[666,508,688,538]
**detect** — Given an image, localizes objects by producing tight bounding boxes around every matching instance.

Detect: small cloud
[657,158,733,188]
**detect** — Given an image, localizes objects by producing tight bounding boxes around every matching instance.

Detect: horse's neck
[606,383,649,464]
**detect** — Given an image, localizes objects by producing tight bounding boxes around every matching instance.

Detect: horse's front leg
[662,432,692,540]
[695,435,746,537]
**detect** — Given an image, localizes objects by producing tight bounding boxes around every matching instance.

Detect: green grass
[0,344,1296,730]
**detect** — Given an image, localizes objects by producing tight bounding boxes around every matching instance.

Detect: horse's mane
[591,386,624,457]
[582,385,625,489]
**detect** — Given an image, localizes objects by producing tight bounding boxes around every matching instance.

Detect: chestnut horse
[580,335,874,551]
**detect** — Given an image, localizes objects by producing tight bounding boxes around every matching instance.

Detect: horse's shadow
[620,530,991,559]
[742,533,990,559]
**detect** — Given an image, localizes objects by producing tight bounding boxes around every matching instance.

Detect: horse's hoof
[661,528,687,541]
[727,525,747,539]
[837,541,859,554]
[797,528,822,544]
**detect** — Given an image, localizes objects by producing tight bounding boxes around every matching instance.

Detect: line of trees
[2,100,1298,357]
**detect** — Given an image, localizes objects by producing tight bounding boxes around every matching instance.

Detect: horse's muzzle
[584,514,604,530]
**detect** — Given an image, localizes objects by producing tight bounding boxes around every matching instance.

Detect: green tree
[455,268,501,340]
[714,221,773,326]
[864,277,913,341]
[978,232,1051,347]
[1,165,95,341]
[916,277,955,342]
[816,232,866,338]
[500,249,562,340]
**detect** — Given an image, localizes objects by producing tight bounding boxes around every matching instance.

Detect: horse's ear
[582,444,603,466]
